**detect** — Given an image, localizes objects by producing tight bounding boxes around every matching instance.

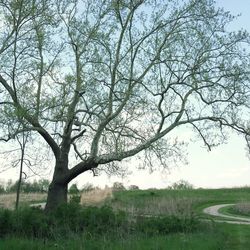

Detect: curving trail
[203,204,250,225]
[30,202,46,209]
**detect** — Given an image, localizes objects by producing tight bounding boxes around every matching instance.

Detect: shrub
[170,180,193,190]
[129,185,139,190]
[48,204,128,236]
[0,184,5,194]
[68,184,80,194]
[13,207,50,238]
[135,214,199,235]
[0,209,12,237]
[0,203,198,239]
[113,182,126,191]
[69,194,81,205]
[0,207,50,238]
[80,205,128,234]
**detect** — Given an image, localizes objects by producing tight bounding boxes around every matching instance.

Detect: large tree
[0,0,249,211]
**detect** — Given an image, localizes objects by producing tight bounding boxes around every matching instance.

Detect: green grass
[111,187,250,215]
[2,224,250,250]
[113,187,250,204]
[216,223,250,249]
[0,232,224,250]
[219,205,250,220]
[2,187,250,249]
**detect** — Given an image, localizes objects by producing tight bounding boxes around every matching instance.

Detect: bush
[0,203,198,239]
[0,207,50,238]
[0,209,12,237]
[113,182,126,191]
[80,206,128,234]
[135,214,199,235]
[0,184,5,194]
[170,180,193,190]
[69,194,81,205]
[129,185,139,190]
[13,207,50,238]
[68,184,79,194]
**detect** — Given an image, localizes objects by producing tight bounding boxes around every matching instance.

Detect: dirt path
[30,202,46,209]
[203,204,250,225]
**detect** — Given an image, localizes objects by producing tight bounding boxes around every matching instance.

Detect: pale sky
[77,0,250,189]
[73,0,250,189]
[1,0,250,189]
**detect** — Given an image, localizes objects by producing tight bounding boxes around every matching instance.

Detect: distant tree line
[0,179,194,194]
[0,179,140,194]
[0,179,49,194]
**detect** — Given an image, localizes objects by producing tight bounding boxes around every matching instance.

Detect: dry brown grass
[112,197,197,217]
[0,193,47,210]
[0,188,113,209]
[234,202,250,215]
[80,187,113,206]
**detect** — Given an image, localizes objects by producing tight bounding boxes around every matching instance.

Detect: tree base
[45,182,68,212]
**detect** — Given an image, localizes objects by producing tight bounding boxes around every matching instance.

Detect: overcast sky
[81,0,250,189]
[1,0,250,189]
[71,0,250,189]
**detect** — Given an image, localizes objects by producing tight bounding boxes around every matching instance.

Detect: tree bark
[45,180,68,211]
[45,157,69,212]
[16,132,27,210]
[44,144,97,212]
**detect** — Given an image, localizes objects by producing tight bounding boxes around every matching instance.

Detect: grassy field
[1,187,250,249]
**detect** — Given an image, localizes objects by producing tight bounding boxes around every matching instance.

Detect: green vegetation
[111,187,250,217]
[1,179,50,194]
[219,203,250,219]
[1,187,250,249]
[0,203,198,239]
[0,232,225,250]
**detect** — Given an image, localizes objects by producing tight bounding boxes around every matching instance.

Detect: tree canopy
[0,0,249,210]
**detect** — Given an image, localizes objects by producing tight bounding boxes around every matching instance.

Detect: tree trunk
[15,146,24,210]
[45,157,69,212]
[16,132,26,210]
[45,180,68,211]
[44,152,95,212]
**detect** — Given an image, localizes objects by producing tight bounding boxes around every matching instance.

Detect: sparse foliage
[81,182,95,192]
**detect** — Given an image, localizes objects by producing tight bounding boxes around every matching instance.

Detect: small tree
[171,180,194,190]
[69,183,80,195]
[113,182,126,191]
[38,179,50,193]
[128,185,139,190]
[0,184,5,194]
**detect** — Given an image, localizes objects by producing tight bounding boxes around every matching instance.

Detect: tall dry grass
[112,197,198,218]
[0,188,113,209]
[0,193,47,209]
[233,202,250,215]
[80,187,113,206]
